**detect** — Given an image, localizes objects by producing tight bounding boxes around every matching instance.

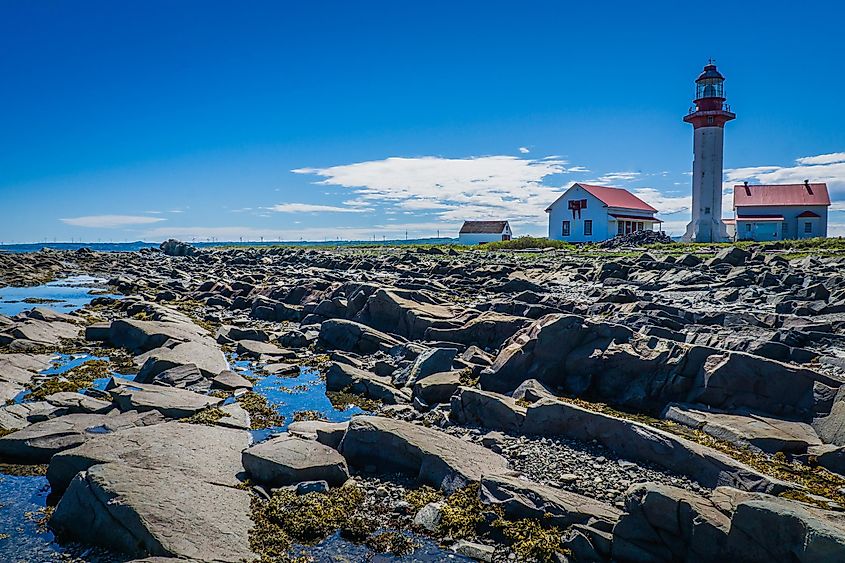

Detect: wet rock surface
[2,242,845,561]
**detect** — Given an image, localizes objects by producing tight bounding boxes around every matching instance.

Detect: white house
[731,181,831,241]
[458,221,512,245]
[545,183,661,243]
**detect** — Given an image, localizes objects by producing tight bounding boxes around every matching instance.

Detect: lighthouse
[682,62,735,242]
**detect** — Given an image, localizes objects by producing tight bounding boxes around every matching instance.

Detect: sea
[0,238,456,254]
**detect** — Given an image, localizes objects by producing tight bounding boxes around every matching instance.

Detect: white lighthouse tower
[682,62,735,242]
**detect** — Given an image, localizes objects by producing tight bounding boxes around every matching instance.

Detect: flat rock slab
[45,392,113,414]
[0,410,164,464]
[108,319,210,352]
[481,473,621,529]
[212,370,253,391]
[242,433,349,486]
[339,415,509,491]
[0,401,64,432]
[235,339,295,360]
[413,370,463,405]
[107,377,223,418]
[47,420,250,492]
[287,420,348,449]
[318,318,403,355]
[51,463,253,562]
[136,341,228,379]
[664,404,822,453]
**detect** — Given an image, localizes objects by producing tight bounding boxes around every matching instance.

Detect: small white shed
[458,221,512,245]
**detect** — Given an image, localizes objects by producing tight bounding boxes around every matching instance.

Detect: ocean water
[0,275,118,317]
[0,238,456,254]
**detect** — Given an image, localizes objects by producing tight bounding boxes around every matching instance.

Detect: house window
[782,222,788,235]
[637,222,644,231]
[805,222,812,234]
[745,223,752,232]
[562,221,570,237]
[584,220,593,236]
[617,222,624,235]
[581,199,588,208]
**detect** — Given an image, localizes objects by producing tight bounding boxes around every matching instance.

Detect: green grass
[481,237,576,251]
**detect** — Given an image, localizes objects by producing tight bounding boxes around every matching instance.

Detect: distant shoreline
[0,238,458,254]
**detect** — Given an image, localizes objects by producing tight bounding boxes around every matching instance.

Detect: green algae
[249,482,367,561]
[25,359,110,400]
[405,485,442,511]
[236,391,284,429]
[182,407,228,426]
[291,410,327,422]
[365,531,417,555]
[326,390,379,412]
[493,515,569,561]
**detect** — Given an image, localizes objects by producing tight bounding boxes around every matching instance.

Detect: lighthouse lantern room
[682,62,735,242]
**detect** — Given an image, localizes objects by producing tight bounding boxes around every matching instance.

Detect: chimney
[743,181,750,196]
[805,179,814,195]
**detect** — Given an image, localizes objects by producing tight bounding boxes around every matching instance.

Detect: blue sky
[1,0,843,242]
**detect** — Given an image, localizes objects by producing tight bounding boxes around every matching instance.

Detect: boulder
[394,347,457,387]
[612,483,730,563]
[135,341,228,380]
[663,404,822,453]
[235,339,295,360]
[725,494,845,562]
[318,318,403,354]
[159,238,198,256]
[44,392,113,414]
[134,363,207,390]
[108,319,208,353]
[242,434,349,487]
[355,288,456,340]
[287,420,348,449]
[107,377,223,418]
[212,370,254,391]
[0,410,163,464]
[338,415,509,491]
[47,421,249,492]
[424,312,530,350]
[51,463,250,561]
[413,370,463,405]
[481,473,621,529]
[325,363,409,404]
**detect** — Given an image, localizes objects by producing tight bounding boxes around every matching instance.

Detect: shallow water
[1,334,452,560]
[0,275,117,317]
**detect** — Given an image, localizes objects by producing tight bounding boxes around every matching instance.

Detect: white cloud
[268,203,372,213]
[795,152,845,166]
[61,215,165,228]
[518,147,530,154]
[593,171,640,184]
[292,155,569,228]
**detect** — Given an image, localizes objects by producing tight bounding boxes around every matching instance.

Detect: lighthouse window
[707,116,714,125]
[704,207,711,215]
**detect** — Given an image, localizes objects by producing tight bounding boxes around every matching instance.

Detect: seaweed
[236,391,284,429]
[25,359,110,400]
[492,516,568,561]
[365,531,417,556]
[405,485,442,511]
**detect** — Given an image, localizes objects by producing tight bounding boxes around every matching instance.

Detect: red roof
[733,183,831,207]
[578,184,658,212]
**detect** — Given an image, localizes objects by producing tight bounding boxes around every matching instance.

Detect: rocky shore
[2,240,845,561]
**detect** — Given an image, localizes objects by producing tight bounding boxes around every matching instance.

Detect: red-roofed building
[545,183,661,242]
[731,181,831,241]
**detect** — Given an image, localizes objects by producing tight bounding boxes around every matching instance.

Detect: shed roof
[733,183,831,207]
[545,183,657,213]
[459,220,509,234]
